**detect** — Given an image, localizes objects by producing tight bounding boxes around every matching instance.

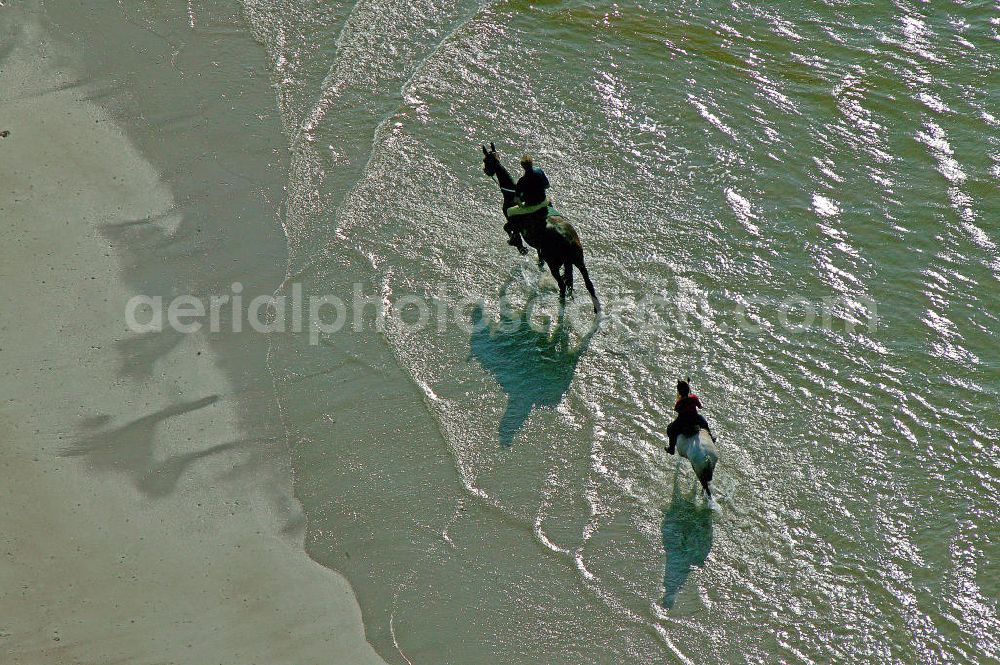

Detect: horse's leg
[503,217,528,255]
[575,257,600,313]
[563,260,574,296]
[547,260,567,301]
[699,458,715,499]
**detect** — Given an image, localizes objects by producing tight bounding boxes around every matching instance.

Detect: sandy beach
[0,2,382,663]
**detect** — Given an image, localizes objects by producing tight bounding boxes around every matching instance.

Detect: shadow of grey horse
[662,465,714,608]
[469,293,597,447]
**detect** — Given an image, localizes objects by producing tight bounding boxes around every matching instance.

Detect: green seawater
[244,0,999,662]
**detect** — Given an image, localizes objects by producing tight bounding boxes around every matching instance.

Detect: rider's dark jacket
[516,167,550,206]
[674,395,703,417]
[669,394,709,436]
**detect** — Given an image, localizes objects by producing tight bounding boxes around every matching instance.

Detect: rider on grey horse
[666,379,716,455]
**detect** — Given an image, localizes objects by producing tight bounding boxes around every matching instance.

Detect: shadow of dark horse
[469,296,597,447]
[662,466,714,608]
[115,329,185,381]
[61,395,262,498]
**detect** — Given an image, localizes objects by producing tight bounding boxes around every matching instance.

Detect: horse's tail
[574,249,599,312]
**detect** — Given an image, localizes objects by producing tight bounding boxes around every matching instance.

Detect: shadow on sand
[662,465,714,608]
[61,395,261,498]
[469,292,597,447]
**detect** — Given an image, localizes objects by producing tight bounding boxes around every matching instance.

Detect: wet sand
[0,2,382,663]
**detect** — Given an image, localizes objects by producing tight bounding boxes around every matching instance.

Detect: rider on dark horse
[482,142,601,313]
[504,155,551,254]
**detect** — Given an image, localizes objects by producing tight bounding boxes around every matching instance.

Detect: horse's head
[481,141,499,177]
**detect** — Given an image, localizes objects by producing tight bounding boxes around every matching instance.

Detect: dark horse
[482,143,600,313]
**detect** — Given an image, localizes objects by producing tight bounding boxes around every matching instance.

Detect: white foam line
[573,549,596,581]
[533,517,571,555]
[389,611,415,665]
[533,467,572,555]
[652,623,697,665]
[441,503,460,548]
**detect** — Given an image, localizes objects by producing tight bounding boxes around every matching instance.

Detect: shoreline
[0,2,383,663]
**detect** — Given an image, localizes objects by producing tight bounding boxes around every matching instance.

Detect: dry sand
[0,4,384,664]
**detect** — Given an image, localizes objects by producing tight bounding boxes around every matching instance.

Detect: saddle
[681,423,703,437]
[507,196,551,219]
[509,205,554,233]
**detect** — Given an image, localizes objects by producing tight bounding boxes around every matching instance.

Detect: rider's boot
[507,232,529,255]
[666,421,678,454]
